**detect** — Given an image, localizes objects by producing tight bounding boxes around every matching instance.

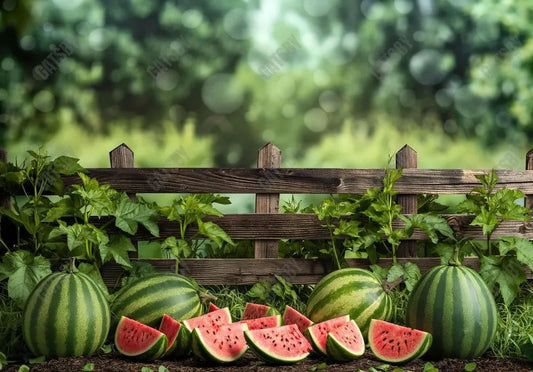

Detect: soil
[4,350,532,372]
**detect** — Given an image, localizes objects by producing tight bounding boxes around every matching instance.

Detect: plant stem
[328,223,342,270]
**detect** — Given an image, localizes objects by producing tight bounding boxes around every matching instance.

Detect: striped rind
[110,273,203,328]
[244,325,310,364]
[115,316,167,360]
[22,272,111,357]
[191,324,248,363]
[406,265,498,359]
[325,320,365,362]
[306,268,392,337]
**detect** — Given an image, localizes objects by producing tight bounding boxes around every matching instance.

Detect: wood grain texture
[255,143,281,258]
[526,149,533,210]
[100,257,532,286]
[59,168,533,194]
[97,213,533,241]
[396,145,418,257]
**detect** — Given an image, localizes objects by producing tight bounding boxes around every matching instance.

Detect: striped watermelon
[306,268,392,337]
[23,271,110,357]
[406,264,498,359]
[110,273,203,329]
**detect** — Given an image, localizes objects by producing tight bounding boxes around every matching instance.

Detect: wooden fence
[2,143,533,287]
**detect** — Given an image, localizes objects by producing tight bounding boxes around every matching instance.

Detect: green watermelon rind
[304,315,350,356]
[168,324,191,358]
[368,319,433,364]
[405,265,498,359]
[115,317,168,361]
[325,320,365,362]
[110,273,203,330]
[306,268,393,338]
[191,324,249,363]
[244,328,310,365]
[22,272,111,358]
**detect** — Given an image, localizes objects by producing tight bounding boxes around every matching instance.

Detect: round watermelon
[406,264,498,359]
[22,271,111,357]
[110,273,203,329]
[306,268,393,337]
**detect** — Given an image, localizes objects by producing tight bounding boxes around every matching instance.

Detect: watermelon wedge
[158,314,181,356]
[236,315,282,330]
[241,302,272,320]
[305,315,350,355]
[326,320,365,361]
[208,302,220,312]
[183,307,232,332]
[192,323,249,363]
[369,319,433,363]
[115,316,167,360]
[245,324,312,364]
[283,305,313,333]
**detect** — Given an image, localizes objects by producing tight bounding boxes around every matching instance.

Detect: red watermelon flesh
[369,319,433,363]
[236,315,282,330]
[183,307,232,332]
[208,302,220,312]
[326,320,365,360]
[241,302,270,320]
[192,322,248,363]
[115,316,167,360]
[244,324,312,364]
[158,314,181,352]
[305,315,350,355]
[283,305,313,333]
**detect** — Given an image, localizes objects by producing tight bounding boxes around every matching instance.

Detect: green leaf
[0,352,7,369]
[386,263,404,284]
[246,281,271,301]
[376,364,391,371]
[99,235,135,268]
[423,361,439,372]
[114,193,160,236]
[499,237,533,271]
[100,343,113,354]
[78,262,109,298]
[470,208,499,236]
[82,363,95,371]
[141,368,154,372]
[0,251,52,308]
[402,261,421,292]
[464,362,477,371]
[17,365,29,372]
[405,214,455,243]
[197,220,234,247]
[479,255,525,306]
[435,243,455,265]
[311,362,327,371]
[158,366,169,372]
[51,156,85,176]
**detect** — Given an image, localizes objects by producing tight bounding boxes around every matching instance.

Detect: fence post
[255,143,281,258]
[109,144,137,258]
[396,145,418,257]
[525,149,533,211]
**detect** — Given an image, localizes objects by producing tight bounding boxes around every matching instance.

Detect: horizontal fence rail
[58,168,533,194]
[2,143,533,286]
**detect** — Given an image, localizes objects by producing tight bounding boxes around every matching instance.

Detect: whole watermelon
[23,271,111,357]
[306,268,392,337]
[406,264,498,359]
[110,273,203,329]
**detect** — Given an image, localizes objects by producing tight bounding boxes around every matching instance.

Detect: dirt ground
[4,350,532,372]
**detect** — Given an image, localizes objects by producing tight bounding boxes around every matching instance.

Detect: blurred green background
[1,0,531,182]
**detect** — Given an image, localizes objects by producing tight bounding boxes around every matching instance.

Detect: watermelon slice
[283,305,313,333]
[208,302,220,312]
[236,315,282,330]
[369,319,433,363]
[158,314,181,355]
[191,323,249,363]
[115,316,167,360]
[183,307,232,332]
[241,302,272,320]
[245,324,312,364]
[326,320,365,361]
[305,315,350,355]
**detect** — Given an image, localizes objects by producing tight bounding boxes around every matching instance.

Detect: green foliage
[246,275,303,313]
[0,352,6,370]
[456,170,533,305]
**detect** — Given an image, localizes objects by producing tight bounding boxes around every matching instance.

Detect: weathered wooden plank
[59,168,533,194]
[526,149,533,210]
[100,257,532,286]
[255,143,281,258]
[396,145,418,257]
[98,213,533,241]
